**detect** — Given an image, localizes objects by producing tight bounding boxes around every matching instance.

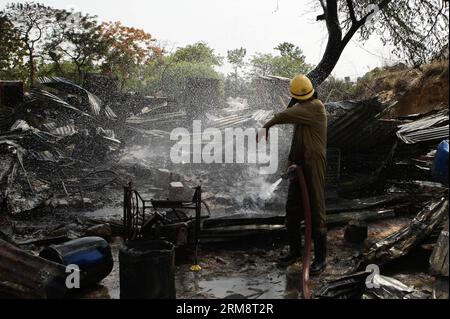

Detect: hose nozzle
[281,165,298,181]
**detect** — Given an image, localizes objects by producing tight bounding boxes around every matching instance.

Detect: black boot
[278,234,302,267]
[310,234,327,275]
[278,251,301,267]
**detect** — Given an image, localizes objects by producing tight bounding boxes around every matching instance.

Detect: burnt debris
[0,74,448,300]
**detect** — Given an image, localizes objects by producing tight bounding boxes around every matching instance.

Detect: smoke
[119,142,172,170]
[224,97,249,113]
[118,97,289,216]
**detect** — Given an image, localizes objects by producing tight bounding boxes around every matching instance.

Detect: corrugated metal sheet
[397,126,449,144]
[397,110,449,144]
[104,105,118,120]
[30,150,59,162]
[208,110,273,129]
[127,127,171,138]
[0,239,68,299]
[43,121,58,132]
[39,76,102,116]
[27,88,92,119]
[51,124,78,137]
[10,120,32,132]
[327,98,398,152]
[126,111,186,126]
[208,98,397,151]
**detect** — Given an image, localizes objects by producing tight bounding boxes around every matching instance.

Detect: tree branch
[308,0,342,86]
[360,0,392,24]
[343,0,393,49]
[308,0,394,86]
[346,0,357,24]
[423,2,445,40]
[317,0,327,21]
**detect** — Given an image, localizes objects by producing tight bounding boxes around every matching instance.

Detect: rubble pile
[0,77,121,215]
[0,69,448,299]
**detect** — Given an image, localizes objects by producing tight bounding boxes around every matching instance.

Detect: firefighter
[263,74,328,274]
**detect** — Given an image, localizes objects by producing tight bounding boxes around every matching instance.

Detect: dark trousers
[286,180,303,255]
[286,173,327,254]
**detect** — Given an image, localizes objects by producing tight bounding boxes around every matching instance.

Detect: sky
[0,0,400,79]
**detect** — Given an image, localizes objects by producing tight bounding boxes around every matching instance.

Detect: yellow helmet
[290,75,315,100]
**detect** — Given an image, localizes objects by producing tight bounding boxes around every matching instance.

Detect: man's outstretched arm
[266,104,317,127]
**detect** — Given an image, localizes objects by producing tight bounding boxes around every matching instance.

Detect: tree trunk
[307,0,392,87]
[307,0,343,87]
[75,62,83,85]
[307,41,345,88]
[234,68,238,98]
[28,53,34,86]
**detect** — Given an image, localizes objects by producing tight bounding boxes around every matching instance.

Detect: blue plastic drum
[432,140,449,185]
[39,237,113,287]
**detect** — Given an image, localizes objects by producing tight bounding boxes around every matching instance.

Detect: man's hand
[281,165,298,180]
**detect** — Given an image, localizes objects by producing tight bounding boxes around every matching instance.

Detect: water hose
[191,186,203,272]
[296,165,312,299]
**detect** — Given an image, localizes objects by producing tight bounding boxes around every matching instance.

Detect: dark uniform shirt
[267,99,328,165]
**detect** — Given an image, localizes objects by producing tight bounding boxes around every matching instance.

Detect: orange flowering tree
[100,21,163,88]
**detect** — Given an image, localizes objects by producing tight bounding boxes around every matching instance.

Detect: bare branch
[359,0,392,24]
[309,0,396,86]
[343,0,393,46]
[423,1,445,40]
[346,0,357,23]
[317,13,326,21]
[308,0,343,86]
[317,0,327,20]
[319,0,326,11]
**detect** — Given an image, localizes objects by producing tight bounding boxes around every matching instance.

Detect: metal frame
[123,183,204,244]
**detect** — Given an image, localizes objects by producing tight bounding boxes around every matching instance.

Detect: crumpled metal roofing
[326,98,399,152]
[208,109,273,129]
[206,98,397,150]
[396,110,449,144]
[38,76,118,120]
[0,239,68,299]
[39,76,101,115]
[126,110,186,126]
[27,88,92,118]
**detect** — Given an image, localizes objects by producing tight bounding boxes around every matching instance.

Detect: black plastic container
[39,237,113,287]
[119,240,175,299]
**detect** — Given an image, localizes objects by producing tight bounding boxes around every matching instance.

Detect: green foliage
[1,2,161,87]
[271,55,312,78]
[131,43,224,97]
[161,60,223,98]
[250,43,312,78]
[227,47,247,97]
[249,53,276,77]
[317,76,356,102]
[275,42,305,60]
[172,42,223,66]
[46,10,106,83]
[227,48,247,70]
[36,60,96,82]
[2,2,57,84]
[0,15,27,80]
